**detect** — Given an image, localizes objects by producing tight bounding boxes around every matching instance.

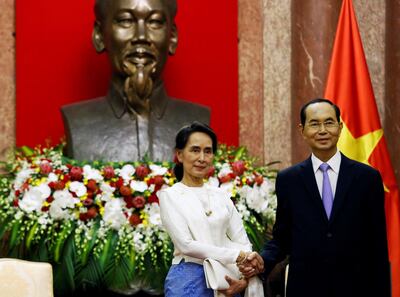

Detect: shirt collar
[106,80,169,119]
[311,149,341,174]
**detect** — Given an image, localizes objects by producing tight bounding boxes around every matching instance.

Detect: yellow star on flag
[338,122,389,192]
[338,122,383,166]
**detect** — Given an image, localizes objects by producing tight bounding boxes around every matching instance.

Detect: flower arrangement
[0,143,277,296]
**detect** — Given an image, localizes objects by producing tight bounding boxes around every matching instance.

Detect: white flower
[220,181,234,195]
[217,163,233,178]
[37,183,51,199]
[145,203,162,226]
[130,180,148,193]
[149,164,168,176]
[14,168,35,189]
[205,177,220,188]
[83,165,104,182]
[47,173,59,183]
[99,183,115,202]
[49,190,78,220]
[19,185,49,213]
[235,201,251,220]
[242,185,269,214]
[69,181,87,197]
[119,165,135,183]
[53,190,77,209]
[38,215,50,225]
[103,199,126,230]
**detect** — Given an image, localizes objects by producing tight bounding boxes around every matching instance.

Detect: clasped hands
[238,251,264,278]
[218,251,264,297]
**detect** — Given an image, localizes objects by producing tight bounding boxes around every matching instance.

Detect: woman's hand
[218,275,248,297]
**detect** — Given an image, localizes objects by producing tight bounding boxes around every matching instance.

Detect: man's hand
[238,252,264,278]
[218,275,248,297]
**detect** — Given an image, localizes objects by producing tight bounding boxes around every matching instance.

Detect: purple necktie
[320,163,333,219]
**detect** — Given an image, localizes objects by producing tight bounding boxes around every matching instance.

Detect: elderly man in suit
[61,0,210,162]
[242,98,390,297]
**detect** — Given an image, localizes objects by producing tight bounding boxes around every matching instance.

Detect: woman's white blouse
[157,182,252,265]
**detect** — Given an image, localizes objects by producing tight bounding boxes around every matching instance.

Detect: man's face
[96,0,177,83]
[300,102,343,159]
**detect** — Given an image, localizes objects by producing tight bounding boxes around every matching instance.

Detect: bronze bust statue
[61,0,210,162]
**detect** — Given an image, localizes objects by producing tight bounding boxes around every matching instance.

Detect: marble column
[0,0,15,161]
[238,0,265,163]
[291,0,342,163]
[262,0,292,169]
[385,0,400,184]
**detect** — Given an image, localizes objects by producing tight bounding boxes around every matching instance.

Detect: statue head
[92,0,178,112]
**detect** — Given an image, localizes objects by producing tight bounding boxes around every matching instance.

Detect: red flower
[135,165,150,180]
[207,166,216,178]
[86,207,98,219]
[13,199,19,207]
[103,166,115,180]
[129,213,142,226]
[46,196,54,203]
[86,179,98,192]
[219,175,232,184]
[79,213,88,221]
[132,196,146,209]
[153,175,165,186]
[54,181,66,190]
[115,177,124,188]
[41,206,50,212]
[124,196,134,208]
[119,185,132,197]
[255,175,264,186]
[39,162,53,175]
[82,198,94,206]
[70,166,83,181]
[148,194,159,204]
[61,174,70,183]
[231,160,246,176]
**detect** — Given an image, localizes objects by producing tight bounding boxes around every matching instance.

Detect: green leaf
[25,221,38,250]
[234,146,246,161]
[80,221,100,265]
[0,215,13,240]
[54,222,73,263]
[9,220,22,250]
[20,146,35,157]
[98,231,118,271]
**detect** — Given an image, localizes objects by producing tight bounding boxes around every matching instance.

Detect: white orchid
[130,180,148,193]
[103,199,126,230]
[69,181,87,197]
[83,165,104,182]
[149,164,168,176]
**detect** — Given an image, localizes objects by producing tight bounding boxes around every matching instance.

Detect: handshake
[236,251,265,278]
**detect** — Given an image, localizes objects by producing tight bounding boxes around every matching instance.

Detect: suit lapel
[299,157,329,223]
[329,153,355,224]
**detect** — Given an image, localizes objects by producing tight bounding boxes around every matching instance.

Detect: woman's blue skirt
[164,261,241,297]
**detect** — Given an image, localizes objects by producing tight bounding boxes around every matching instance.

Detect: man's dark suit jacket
[61,82,210,162]
[261,153,391,297]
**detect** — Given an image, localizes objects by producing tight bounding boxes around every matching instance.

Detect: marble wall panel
[238,0,265,163]
[0,0,15,161]
[291,0,342,163]
[385,0,400,184]
[353,0,386,121]
[262,0,292,169]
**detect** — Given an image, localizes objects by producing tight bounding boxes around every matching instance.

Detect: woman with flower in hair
[157,121,264,297]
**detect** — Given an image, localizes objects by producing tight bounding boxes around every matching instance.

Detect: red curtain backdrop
[16,0,238,148]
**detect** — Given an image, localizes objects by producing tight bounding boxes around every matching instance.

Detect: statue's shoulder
[61,96,108,117]
[166,97,211,124]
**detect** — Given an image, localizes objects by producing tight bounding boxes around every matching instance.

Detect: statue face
[94,0,178,85]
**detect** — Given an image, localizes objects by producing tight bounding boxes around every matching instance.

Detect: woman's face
[177,132,214,182]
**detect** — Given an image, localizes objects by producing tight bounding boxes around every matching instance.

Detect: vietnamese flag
[324,0,400,296]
